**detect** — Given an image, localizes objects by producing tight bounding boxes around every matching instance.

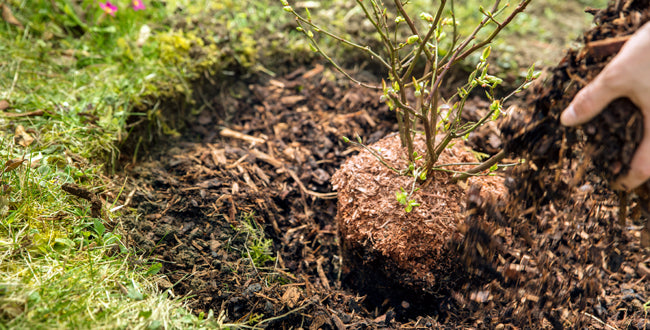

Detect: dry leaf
[0,99,9,111]
[14,125,34,147]
[1,4,23,29]
[281,286,301,308]
[3,158,24,173]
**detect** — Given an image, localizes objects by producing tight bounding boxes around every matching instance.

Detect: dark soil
[122,64,432,328]
[117,1,650,329]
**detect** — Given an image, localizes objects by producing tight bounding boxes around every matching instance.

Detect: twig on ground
[254,299,315,327]
[220,127,266,144]
[61,183,103,219]
[251,149,337,199]
[583,312,619,330]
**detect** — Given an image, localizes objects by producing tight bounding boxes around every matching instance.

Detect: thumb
[560,73,621,126]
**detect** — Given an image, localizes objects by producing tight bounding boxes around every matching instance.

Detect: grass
[236,212,276,269]
[0,0,610,328]
[0,0,281,328]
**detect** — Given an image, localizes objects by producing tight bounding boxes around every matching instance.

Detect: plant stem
[399,0,446,82]
[292,10,390,70]
[456,0,532,62]
[451,150,506,183]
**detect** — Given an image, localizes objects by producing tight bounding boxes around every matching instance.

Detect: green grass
[0,0,610,328]
[236,212,276,269]
[0,0,285,328]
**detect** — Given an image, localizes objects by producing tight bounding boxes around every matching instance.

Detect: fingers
[616,114,650,190]
[560,74,621,126]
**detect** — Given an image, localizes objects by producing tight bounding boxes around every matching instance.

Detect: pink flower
[99,1,118,16]
[132,0,145,10]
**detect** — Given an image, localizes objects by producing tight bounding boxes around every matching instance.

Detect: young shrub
[283,0,538,210]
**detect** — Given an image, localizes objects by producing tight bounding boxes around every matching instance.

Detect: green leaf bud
[526,64,535,80]
[396,190,407,205]
[490,100,501,111]
[420,12,434,22]
[283,5,292,12]
[407,35,420,45]
[486,75,503,85]
[481,46,491,62]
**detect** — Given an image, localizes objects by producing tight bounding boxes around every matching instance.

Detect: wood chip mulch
[115,1,650,328]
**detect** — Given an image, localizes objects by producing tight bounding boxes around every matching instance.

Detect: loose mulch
[116,1,650,328]
[459,0,650,328]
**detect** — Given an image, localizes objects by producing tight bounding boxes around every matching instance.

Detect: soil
[116,1,650,328]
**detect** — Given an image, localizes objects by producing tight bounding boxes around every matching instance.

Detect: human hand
[560,22,650,191]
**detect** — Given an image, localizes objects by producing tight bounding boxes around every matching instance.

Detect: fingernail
[560,105,576,126]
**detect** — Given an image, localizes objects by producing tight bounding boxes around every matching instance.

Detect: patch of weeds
[236,212,276,269]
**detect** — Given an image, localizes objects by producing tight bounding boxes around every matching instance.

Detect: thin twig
[456,0,531,62]
[583,312,619,330]
[345,139,402,174]
[292,7,390,70]
[255,300,315,327]
[451,150,506,183]
[399,0,446,81]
